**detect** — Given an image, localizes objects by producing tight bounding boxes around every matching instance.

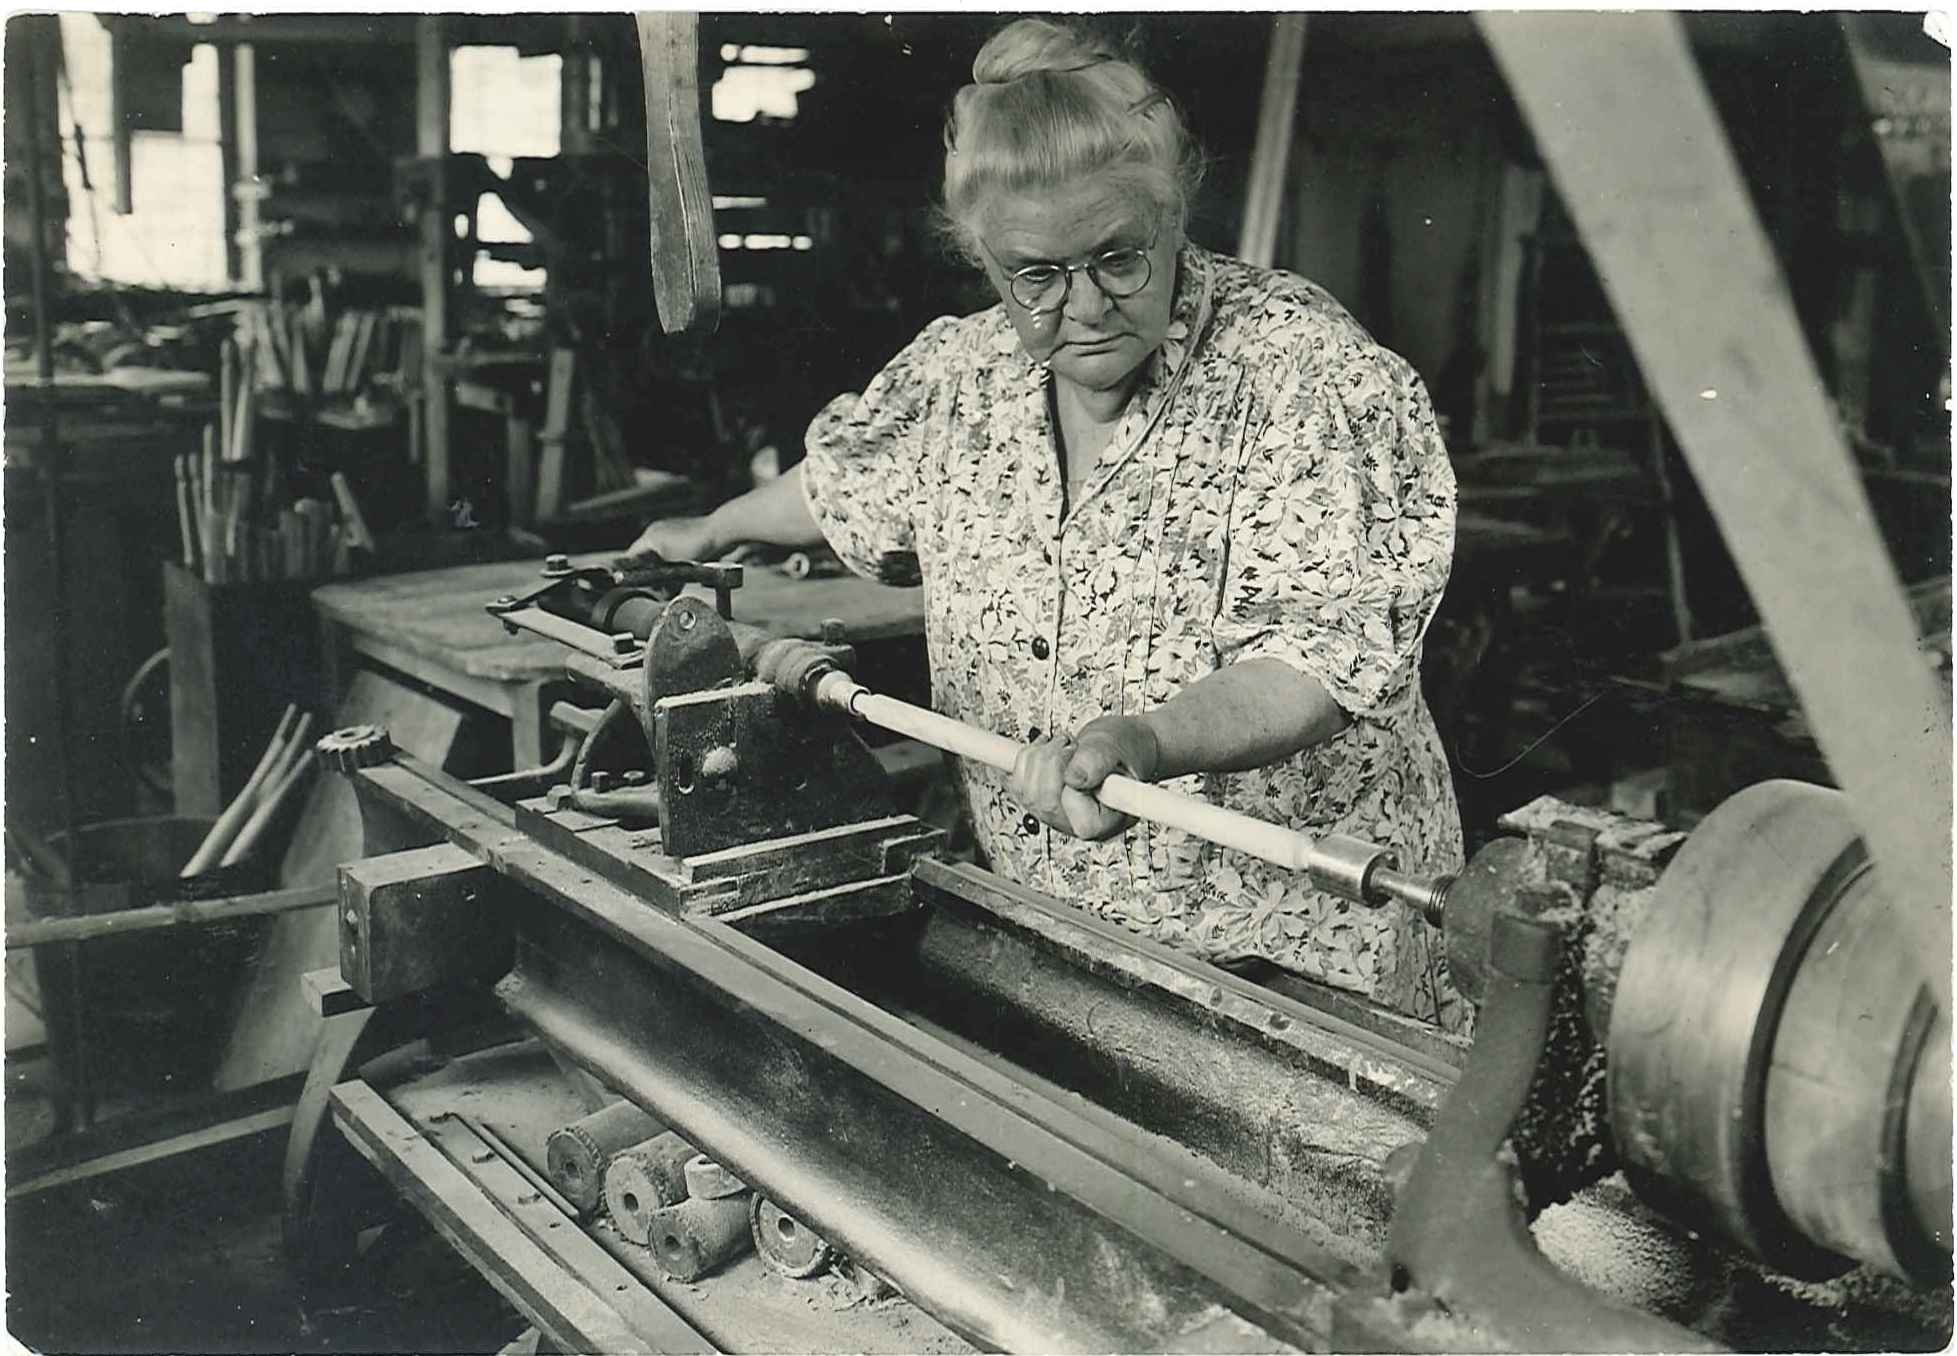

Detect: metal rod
[5,882,337,950]
[22,24,92,1130]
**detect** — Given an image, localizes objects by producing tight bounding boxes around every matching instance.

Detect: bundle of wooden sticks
[180,706,317,878]
[174,448,359,585]
[172,330,379,583]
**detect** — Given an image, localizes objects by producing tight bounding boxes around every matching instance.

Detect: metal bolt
[611,631,637,655]
[493,593,518,607]
[544,553,570,573]
[676,607,697,632]
[623,769,649,786]
[590,771,614,793]
[821,617,847,644]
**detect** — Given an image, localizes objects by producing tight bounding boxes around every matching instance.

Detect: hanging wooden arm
[1236,15,1308,269]
[1480,12,1952,994]
[636,12,721,335]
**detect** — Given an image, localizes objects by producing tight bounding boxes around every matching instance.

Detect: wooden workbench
[312,556,925,764]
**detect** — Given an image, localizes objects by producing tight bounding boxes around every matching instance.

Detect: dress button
[1021,813,1040,836]
[1031,636,1051,660]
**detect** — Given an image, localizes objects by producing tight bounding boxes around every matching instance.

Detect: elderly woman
[629,19,1467,1031]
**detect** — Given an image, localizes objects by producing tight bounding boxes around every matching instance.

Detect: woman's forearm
[704,463,826,555]
[1138,659,1349,780]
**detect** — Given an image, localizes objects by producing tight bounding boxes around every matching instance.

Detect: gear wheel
[316,724,395,772]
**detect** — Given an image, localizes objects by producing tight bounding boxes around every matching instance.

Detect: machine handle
[812,672,1448,919]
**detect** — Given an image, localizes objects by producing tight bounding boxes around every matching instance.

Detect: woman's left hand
[1009,715,1162,841]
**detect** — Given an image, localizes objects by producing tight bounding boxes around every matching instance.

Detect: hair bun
[971,18,1119,85]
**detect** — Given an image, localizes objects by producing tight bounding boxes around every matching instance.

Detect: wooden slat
[1480,12,1953,985]
[1237,14,1308,268]
[7,1072,306,1199]
[636,13,721,335]
[6,1106,294,1200]
[301,966,366,1019]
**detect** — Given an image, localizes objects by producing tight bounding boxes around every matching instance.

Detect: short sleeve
[1211,344,1456,721]
[800,315,964,586]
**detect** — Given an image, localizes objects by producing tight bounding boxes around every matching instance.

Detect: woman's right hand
[622,515,722,565]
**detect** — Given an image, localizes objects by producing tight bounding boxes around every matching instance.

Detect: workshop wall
[1284,18,1505,411]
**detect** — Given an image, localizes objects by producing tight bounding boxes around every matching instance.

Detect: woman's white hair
[941,18,1202,265]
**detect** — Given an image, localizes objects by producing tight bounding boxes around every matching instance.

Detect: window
[58,16,227,289]
[711,47,816,125]
[449,45,560,290]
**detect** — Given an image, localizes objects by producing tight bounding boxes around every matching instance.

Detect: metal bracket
[655,682,896,859]
[485,557,746,671]
[1383,910,1718,1353]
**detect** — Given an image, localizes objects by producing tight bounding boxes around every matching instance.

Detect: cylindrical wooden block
[602,1131,696,1245]
[546,1101,667,1215]
[751,1194,834,1279]
[649,1193,753,1281]
[682,1153,746,1200]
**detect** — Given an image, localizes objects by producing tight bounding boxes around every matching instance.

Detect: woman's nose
[1063,270,1112,324]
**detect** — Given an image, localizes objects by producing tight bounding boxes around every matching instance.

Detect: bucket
[21,816,272,1092]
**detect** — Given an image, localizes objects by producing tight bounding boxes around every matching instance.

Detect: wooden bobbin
[650,1193,753,1281]
[602,1131,696,1246]
[545,1101,666,1216]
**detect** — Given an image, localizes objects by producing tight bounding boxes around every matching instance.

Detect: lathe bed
[286,560,1950,1354]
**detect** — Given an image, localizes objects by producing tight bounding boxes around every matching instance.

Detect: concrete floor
[4,1052,526,1355]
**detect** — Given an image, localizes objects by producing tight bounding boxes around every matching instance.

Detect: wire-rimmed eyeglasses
[987,232,1158,317]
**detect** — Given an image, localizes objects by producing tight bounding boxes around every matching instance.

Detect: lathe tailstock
[284,559,1952,1353]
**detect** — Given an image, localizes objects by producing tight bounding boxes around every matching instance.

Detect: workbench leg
[282,1001,422,1294]
[318,617,353,723]
[511,679,561,770]
[506,414,536,531]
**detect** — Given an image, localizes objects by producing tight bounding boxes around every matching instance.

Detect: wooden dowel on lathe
[811,675,1315,873]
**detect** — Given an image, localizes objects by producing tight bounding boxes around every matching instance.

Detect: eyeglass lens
[1012,249,1152,312]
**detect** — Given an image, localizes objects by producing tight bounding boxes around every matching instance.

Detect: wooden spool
[601,1131,696,1246]
[545,1101,667,1215]
[751,1195,835,1280]
[650,1193,753,1282]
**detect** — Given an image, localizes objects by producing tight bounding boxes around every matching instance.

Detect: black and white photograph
[1,7,1950,1352]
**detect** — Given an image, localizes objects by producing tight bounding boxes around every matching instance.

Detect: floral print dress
[801,244,1467,1032]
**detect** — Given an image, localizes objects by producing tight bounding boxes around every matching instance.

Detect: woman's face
[978,178,1180,398]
